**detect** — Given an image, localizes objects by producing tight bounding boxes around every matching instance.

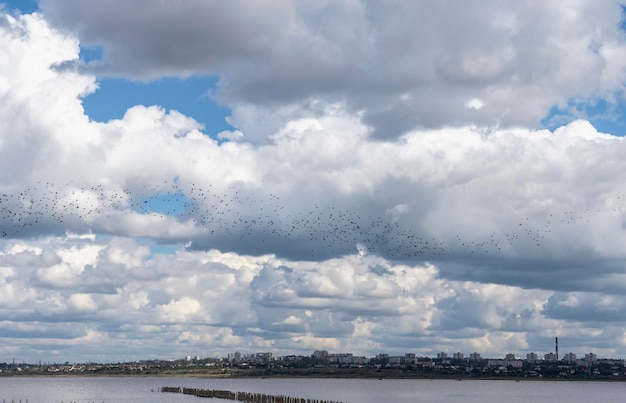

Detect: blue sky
[4,0,626,364]
[542,99,626,135]
[1,0,37,14]
[81,75,234,136]
[6,1,234,138]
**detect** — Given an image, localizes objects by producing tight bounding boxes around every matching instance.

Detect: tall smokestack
[556,337,559,361]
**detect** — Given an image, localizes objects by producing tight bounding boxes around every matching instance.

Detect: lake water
[1,376,626,403]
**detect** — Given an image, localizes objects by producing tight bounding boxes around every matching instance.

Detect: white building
[487,359,524,368]
[313,350,328,359]
[585,353,597,363]
[563,352,576,363]
[328,353,368,365]
[388,356,404,365]
[544,353,557,362]
[227,352,242,363]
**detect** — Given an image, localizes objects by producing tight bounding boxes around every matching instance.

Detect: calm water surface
[1,377,626,403]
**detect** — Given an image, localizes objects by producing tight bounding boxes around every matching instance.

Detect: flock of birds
[1,180,625,261]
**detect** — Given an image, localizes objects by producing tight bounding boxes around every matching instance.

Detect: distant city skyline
[0,345,611,367]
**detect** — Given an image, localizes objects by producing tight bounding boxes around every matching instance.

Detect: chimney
[555,337,559,361]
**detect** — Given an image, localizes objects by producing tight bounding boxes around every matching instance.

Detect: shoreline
[2,371,626,382]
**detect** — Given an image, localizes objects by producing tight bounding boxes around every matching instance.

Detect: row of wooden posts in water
[161,386,345,403]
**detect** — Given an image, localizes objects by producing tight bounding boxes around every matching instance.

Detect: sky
[3,1,626,364]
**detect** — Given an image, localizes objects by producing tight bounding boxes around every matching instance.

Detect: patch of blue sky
[81,75,234,138]
[541,98,626,137]
[79,45,104,64]
[138,191,191,217]
[0,0,38,14]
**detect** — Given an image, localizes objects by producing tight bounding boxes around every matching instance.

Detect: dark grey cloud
[543,292,626,322]
[0,323,84,339]
[40,0,626,139]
